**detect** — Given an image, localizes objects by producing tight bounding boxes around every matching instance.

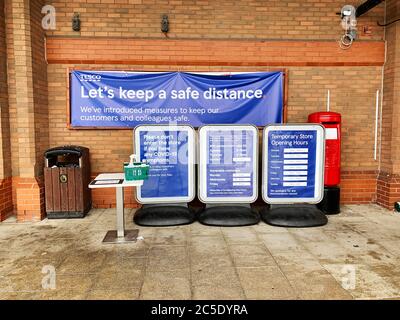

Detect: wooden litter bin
[44,146,91,218]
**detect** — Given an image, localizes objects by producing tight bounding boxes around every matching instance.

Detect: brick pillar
[0,0,13,221]
[377,0,400,209]
[5,0,49,221]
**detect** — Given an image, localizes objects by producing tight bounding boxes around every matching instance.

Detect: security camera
[342,9,353,17]
[341,5,357,29]
[339,5,357,49]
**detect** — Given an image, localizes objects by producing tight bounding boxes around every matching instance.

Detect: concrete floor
[1,204,400,300]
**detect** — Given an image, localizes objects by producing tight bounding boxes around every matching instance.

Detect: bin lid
[44,145,88,158]
[308,111,341,123]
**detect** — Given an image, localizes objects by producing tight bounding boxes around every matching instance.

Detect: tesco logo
[80,74,101,82]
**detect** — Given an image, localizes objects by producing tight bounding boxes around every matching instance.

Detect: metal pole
[116,187,125,238]
[374,90,379,161]
[327,90,330,112]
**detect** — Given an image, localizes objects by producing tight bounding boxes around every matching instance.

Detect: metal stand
[102,187,139,244]
[102,230,139,244]
[89,173,143,244]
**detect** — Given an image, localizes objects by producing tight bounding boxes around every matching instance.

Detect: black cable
[377,18,400,27]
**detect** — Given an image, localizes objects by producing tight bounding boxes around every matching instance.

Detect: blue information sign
[263,125,324,204]
[134,125,195,203]
[199,125,258,203]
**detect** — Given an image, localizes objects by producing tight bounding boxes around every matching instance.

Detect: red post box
[308,112,341,186]
[308,111,341,214]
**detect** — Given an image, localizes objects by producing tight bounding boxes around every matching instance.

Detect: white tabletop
[89,173,144,189]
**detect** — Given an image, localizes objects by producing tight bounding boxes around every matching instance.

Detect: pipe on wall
[356,0,385,18]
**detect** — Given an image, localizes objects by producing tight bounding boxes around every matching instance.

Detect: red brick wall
[0,0,10,178]
[4,0,48,221]
[380,0,397,175]
[13,176,46,221]
[46,59,384,172]
[5,0,19,182]
[377,0,400,209]
[0,0,13,220]
[0,178,13,221]
[0,0,395,218]
[377,172,400,209]
[341,171,377,204]
[46,38,385,66]
[42,0,386,208]
[46,0,384,41]
[46,52,384,207]
[30,0,49,177]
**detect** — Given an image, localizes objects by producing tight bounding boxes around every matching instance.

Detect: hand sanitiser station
[89,154,149,244]
[124,154,150,181]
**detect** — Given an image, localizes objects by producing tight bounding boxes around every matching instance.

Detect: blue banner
[70,71,283,127]
[267,130,317,198]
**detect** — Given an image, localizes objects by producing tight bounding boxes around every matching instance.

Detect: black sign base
[261,204,328,228]
[198,204,260,227]
[317,186,341,215]
[133,204,196,227]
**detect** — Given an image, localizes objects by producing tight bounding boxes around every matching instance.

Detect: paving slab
[236,266,297,300]
[140,270,191,300]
